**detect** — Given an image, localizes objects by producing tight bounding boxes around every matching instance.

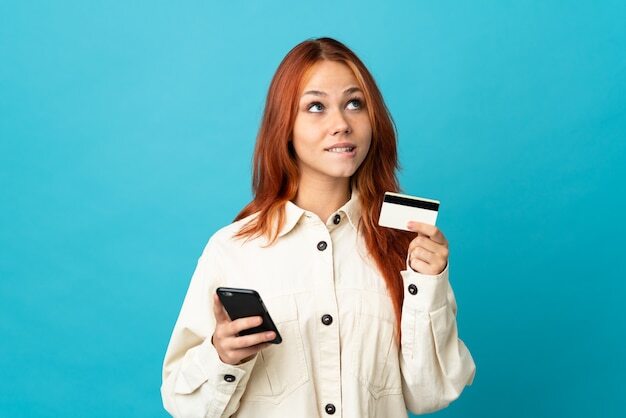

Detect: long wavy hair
[233,37,414,340]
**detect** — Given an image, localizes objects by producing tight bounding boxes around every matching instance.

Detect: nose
[330,110,351,136]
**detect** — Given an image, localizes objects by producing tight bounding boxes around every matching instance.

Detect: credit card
[378,192,440,231]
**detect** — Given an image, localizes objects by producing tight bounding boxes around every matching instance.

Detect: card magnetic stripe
[383,194,440,211]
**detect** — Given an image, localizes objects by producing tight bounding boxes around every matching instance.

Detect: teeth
[327,147,354,153]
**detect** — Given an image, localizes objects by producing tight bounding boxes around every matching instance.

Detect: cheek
[291,138,314,164]
[291,123,305,154]
[292,121,321,154]
[354,115,372,142]
[359,125,373,155]
[358,143,371,165]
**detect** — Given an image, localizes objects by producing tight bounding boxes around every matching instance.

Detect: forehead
[300,60,360,92]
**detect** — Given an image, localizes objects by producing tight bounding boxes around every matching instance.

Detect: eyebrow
[301,86,363,97]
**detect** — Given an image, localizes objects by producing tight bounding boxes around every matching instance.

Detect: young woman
[161,37,476,418]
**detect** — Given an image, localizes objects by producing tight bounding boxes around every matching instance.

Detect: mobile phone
[216,287,282,344]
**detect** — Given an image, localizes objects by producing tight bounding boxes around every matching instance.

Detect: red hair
[233,37,414,341]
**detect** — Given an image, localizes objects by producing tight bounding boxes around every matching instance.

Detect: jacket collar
[277,187,361,238]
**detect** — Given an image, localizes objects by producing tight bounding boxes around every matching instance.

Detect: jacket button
[408,284,418,295]
[325,403,336,414]
[321,314,333,326]
[333,214,341,224]
[317,241,327,251]
[224,374,236,383]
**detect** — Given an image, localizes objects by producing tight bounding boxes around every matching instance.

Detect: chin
[324,168,358,179]
[302,161,362,180]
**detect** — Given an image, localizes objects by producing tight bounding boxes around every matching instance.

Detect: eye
[307,102,324,113]
[347,97,363,110]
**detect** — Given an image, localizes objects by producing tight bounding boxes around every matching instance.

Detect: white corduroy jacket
[161,189,476,417]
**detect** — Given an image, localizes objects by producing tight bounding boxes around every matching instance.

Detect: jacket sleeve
[399,257,476,415]
[161,236,258,418]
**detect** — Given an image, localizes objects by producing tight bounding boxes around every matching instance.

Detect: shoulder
[200,211,262,258]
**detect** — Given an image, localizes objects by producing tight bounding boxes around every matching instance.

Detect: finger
[212,293,230,324]
[233,343,272,362]
[229,316,263,335]
[231,331,276,349]
[410,251,448,273]
[409,256,441,275]
[408,235,445,255]
[406,221,447,245]
[409,246,435,264]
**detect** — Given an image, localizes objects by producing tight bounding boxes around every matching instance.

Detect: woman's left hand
[406,221,449,275]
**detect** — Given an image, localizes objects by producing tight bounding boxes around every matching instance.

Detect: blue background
[1,1,625,417]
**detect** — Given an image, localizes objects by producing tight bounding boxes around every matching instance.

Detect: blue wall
[1,1,624,417]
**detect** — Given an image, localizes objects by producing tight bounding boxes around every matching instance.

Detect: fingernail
[266,332,275,339]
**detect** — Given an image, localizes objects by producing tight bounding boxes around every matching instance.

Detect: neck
[292,175,352,223]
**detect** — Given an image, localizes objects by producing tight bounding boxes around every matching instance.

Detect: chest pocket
[351,291,403,399]
[242,294,309,404]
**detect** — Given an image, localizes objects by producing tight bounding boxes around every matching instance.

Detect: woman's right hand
[211,293,276,365]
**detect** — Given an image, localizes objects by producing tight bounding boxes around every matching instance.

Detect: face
[291,60,372,183]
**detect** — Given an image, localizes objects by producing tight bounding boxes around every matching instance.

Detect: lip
[324,142,356,151]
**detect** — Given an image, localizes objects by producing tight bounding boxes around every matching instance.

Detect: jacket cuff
[400,255,449,313]
[175,337,258,396]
